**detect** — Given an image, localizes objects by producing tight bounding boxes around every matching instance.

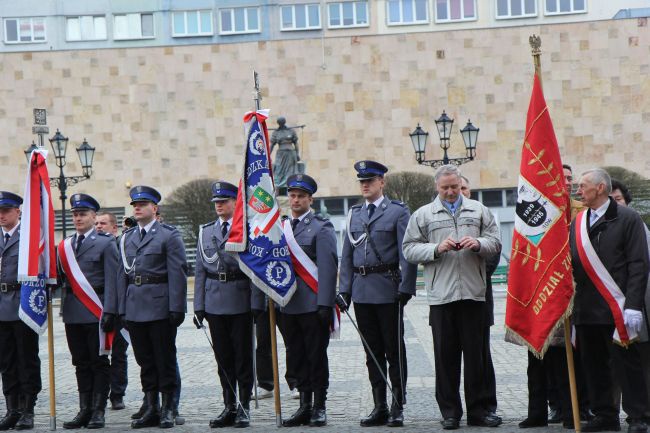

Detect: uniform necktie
[367,203,376,219]
[140,228,147,240]
[222,221,229,238]
[291,218,300,231]
[4,233,10,246]
[75,234,85,255]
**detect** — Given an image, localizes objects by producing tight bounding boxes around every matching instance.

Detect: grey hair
[460,175,470,185]
[434,164,462,183]
[582,168,612,194]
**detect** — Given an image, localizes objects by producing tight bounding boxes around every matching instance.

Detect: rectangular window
[481,190,504,207]
[545,0,586,15]
[4,17,46,43]
[66,16,107,41]
[435,0,476,22]
[387,0,428,25]
[219,7,260,34]
[171,10,213,37]
[280,4,321,31]
[496,0,537,19]
[328,1,368,28]
[113,13,155,40]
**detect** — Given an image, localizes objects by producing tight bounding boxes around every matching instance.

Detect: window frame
[327,1,370,29]
[280,3,322,31]
[434,0,478,23]
[3,17,47,44]
[65,15,107,41]
[113,12,156,40]
[219,7,261,35]
[171,10,214,37]
[544,0,587,16]
[495,0,538,20]
[386,0,429,26]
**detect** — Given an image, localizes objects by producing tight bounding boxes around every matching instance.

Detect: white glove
[623,309,644,334]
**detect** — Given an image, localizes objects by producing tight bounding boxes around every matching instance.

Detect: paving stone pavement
[0,287,578,431]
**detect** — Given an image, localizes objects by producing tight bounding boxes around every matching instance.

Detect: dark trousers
[206,312,253,400]
[429,300,484,420]
[0,320,41,397]
[577,324,648,420]
[278,311,330,392]
[354,302,407,398]
[481,326,497,413]
[65,323,110,396]
[127,319,178,394]
[109,324,128,398]
[525,347,572,421]
[255,309,275,391]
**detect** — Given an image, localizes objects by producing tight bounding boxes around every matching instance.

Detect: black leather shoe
[549,408,563,424]
[14,395,36,431]
[519,417,548,428]
[159,393,175,429]
[468,413,503,427]
[283,392,312,427]
[0,394,22,431]
[581,415,621,432]
[233,405,250,428]
[131,392,160,429]
[131,397,147,420]
[209,406,236,428]
[581,409,595,421]
[441,417,460,430]
[86,393,107,429]
[309,390,327,427]
[360,387,389,427]
[63,393,93,429]
[110,395,125,411]
[628,421,648,433]
[386,386,404,428]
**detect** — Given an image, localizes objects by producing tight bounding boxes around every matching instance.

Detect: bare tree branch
[384,171,436,213]
[162,179,215,244]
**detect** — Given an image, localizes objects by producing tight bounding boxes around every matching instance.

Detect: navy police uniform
[278,174,338,427]
[58,194,119,429]
[0,192,42,431]
[338,161,417,427]
[193,181,264,428]
[117,186,188,429]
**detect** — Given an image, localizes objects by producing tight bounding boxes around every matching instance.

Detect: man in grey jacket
[402,165,501,430]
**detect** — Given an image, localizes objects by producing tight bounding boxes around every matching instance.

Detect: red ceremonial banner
[505,75,574,357]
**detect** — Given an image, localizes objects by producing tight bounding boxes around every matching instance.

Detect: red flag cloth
[505,75,574,357]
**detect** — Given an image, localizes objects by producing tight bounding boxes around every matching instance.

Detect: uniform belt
[353,263,399,276]
[129,275,168,286]
[206,271,247,282]
[0,282,21,293]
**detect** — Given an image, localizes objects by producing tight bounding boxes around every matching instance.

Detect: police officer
[0,192,41,431]
[58,194,119,429]
[278,174,337,428]
[337,161,417,427]
[193,181,263,428]
[117,186,187,429]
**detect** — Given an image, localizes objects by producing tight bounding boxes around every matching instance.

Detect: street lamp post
[24,129,96,237]
[409,110,479,169]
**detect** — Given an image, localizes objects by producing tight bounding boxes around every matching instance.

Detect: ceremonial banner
[226,109,297,307]
[505,75,574,357]
[18,148,57,335]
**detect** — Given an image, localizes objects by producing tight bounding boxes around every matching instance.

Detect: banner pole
[268,299,282,427]
[47,290,57,430]
[530,34,580,432]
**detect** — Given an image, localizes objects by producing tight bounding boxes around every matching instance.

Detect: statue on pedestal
[270,117,300,189]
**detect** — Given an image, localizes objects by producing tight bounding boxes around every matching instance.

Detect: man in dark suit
[570,168,649,433]
[117,186,188,429]
[278,174,338,427]
[58,194,119,429]
[193,181,264,428]
[337,160,417,427]
[0,192,41,431]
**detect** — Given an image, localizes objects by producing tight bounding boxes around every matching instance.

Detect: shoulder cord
[120,231,136,275]
[197,225,220,264]
[346,208,367,248]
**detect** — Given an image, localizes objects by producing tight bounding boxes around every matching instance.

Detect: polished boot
[360,387,389,427]
[282,391,312,427]
[233,390,251,428]
[14,395,36,431]
[86,393,107,429]
[131,391,160,429]
[386,387,404,427]
[0,394,22,431]
[63,392,93,429]
[110,395,125,411]
[131,396,147,420]
[310,389,327,427]
[210,390,237,428]
[159,393,175,429]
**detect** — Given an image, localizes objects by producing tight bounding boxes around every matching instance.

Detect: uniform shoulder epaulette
[391,199,406,207]
[124,226,137,234]
[97,232,111,237]
[313,214,327,221]
[350,204,362,210]
[201,221,217,228]
[161,223,176,231]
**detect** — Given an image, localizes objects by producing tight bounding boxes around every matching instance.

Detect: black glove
[194,310,205,328]
[336,293,351,313]
[169,312,185,328]
[120,315,129,331]
[317,306,332,327]
[100,313,115,332]
[397,292,413,306]
[251,309,264,324]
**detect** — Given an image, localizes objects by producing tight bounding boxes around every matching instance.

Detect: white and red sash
[58,237,115,355]
[282,220,341,339]
[574,211,636,345]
